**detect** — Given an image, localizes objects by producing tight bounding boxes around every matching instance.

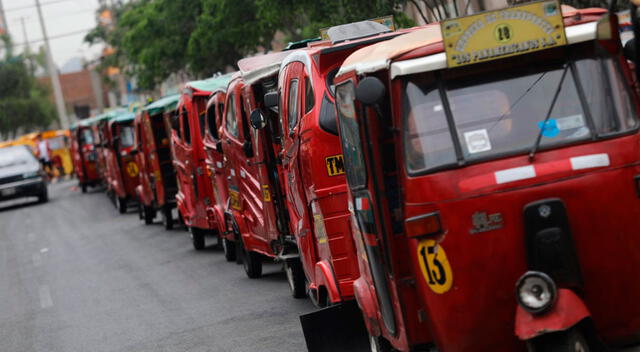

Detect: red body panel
[203,91,230,235]
[135,110,177,210]
[222,77,283,257]
[105,120,140,200]
[173,88,218,231]
[71,126,100,185]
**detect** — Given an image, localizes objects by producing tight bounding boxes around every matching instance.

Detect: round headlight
[516,271,557,314]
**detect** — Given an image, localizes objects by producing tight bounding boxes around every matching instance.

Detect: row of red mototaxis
[69,4,640,352]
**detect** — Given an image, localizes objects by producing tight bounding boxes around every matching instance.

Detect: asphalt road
[0,180,315,352]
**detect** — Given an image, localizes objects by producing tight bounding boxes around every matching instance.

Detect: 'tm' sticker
[417,239,453,294]
[325,154,345,176]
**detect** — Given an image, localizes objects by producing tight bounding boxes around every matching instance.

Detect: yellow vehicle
[41,130,74,176]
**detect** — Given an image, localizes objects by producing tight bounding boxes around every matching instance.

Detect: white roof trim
[565,21,597,44]
[388,22,598,79]
[390,53,446,79]
[280,50,315,86]
[242,63,281,85]
[337,59,389,78]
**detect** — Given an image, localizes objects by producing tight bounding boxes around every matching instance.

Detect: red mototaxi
[104,111,140,214]
[134,94,180,229]
[334,5,640,352]
[203,86,235,259]
[172,74,233,250]
[70,121,101,193]
[274,22,419,309]
[221,52,302,280]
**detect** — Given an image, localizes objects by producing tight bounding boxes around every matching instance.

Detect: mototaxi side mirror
[356,76,386,106]
[264,92,278,109]
[624,38,637,62]
[216,141,223,154]
[249,109,267,130]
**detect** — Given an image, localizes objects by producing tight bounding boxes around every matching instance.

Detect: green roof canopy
[187,72,234,94]
[143,94,180,116]
[78,108,129,127]
[111,111,136,124]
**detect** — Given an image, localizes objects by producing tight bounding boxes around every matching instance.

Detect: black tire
[369,335,394,352]
[528,327,590,352]
[138,203,143,220]
[222,237,236,262]
[81,184,87,193]
[285,259,307,299]
[162,206,174,230]
[117,197,127,214]
[143,205,155,225]
[38,188,49,203]
[190,227,206,250]
[242,244,262,279]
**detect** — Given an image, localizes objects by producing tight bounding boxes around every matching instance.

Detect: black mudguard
[300,300,370,352]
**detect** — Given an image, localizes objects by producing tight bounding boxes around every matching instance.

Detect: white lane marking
[32,253,41,267]
[495,166,536,184]
[40,248,49,253]
[570,153,610,170]
[27,233,35,242]
[39,285,53,309]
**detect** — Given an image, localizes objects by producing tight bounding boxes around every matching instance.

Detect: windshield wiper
[528,64,570,162]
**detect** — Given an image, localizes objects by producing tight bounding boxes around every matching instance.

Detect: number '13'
[417,239,453,294]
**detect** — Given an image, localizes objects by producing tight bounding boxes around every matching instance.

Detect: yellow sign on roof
[441,1,566,68]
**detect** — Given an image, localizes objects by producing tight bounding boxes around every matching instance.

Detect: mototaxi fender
[314,260,342,305]
[515,288,591,340]
[353,277,382,337]
[228,209,248,243]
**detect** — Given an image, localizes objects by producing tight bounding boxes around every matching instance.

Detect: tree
[85,0,415,90]
[256,0,413,43]
[0,37,57,139]
[187,0,275,77]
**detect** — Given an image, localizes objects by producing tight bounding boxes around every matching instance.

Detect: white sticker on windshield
[556,114,585,130]
[464,129,492,154]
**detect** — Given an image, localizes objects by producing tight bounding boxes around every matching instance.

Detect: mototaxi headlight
[515,271,557,314]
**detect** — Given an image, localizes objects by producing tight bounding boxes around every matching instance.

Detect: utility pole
[35,0,69,129]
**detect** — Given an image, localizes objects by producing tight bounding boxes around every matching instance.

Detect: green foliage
[86,0,414,90]
[0,42,57,139]
[187,0,274,77]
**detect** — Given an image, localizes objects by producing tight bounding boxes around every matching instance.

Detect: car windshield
[0,146,37,168]
[120,125,135,148]
[403,43,637,174]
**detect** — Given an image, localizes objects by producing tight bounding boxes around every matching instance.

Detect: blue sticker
[537,119,560,138]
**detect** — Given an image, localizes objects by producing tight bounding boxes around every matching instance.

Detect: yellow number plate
[441,0,566,68]
[230,190,241,210]
[325,154,345,177]
[126,161,139,178]
[417,239,453,294]
[262,185,271,202]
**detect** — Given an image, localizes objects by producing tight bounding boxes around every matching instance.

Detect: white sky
[2,0,103,69]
